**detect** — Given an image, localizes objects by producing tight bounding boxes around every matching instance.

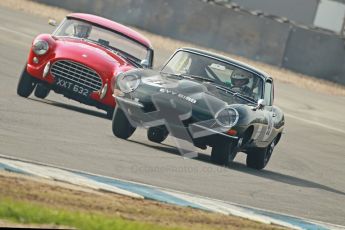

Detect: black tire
[246,141,275,170]
[17,66,36,98]
[211,141,237,165]
[106,108,114,120]
[147,126,169,143]
[112,107,136,139]
[34,83,50,99]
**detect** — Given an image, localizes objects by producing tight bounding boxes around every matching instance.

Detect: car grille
[51,60,102,91]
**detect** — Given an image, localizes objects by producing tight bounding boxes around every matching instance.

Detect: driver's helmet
[231,72,250,88]
[73,23,91,38]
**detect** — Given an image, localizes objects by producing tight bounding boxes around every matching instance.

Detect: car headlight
[117,74,140,93]
[215,107,239,128]
[32,40,49,55]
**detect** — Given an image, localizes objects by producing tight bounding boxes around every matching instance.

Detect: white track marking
[285,113,345,135]
[0,158,144,199]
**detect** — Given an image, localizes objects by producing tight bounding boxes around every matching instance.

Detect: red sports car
[17,13,154,118]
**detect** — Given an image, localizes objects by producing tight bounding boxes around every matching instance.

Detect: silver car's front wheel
[246,140,275,170]
[211,141,237,165]
[112,107,136,139]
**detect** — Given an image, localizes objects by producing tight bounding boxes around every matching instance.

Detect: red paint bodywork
[26,13,152,111]
[67,13,152,49]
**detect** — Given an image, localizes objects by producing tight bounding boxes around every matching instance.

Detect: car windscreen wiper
[233,92,257,103]
[211,83,256,104]
[83,38,108,49]
[161,72,214,83]
[116,51,141,67]
[180,73,215,83]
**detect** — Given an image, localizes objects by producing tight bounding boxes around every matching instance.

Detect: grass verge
[0,198,179,230]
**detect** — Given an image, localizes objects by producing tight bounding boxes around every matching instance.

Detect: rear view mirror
[140,59,149,69]
[48,19,57,27]
[254,99,265,110]
[257,99,266,109]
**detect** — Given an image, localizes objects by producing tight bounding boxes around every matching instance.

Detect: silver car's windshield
[53,18,151,65]
[162,50,264,101]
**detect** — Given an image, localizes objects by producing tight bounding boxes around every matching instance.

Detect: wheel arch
[275,132,282,145]
[242,125,254,145]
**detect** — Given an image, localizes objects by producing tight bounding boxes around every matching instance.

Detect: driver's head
[73,23,91,38]
[231,71,250,87]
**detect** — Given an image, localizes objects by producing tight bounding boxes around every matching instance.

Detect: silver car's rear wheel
[147,126,169,143]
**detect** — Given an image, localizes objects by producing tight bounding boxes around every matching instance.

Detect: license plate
[55,78,90,97]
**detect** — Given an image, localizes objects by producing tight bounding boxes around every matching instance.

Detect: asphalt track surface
[1,7,345,226]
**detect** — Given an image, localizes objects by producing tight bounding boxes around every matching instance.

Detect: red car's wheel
[34,83,50,99]
[17,66,37,98]
[112,106,136,139]
[106,108,114,120]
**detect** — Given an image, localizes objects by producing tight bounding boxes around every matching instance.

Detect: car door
[261,79,276,144]
[251,79,275,146]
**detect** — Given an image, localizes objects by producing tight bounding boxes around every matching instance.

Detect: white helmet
[231,72,249,87]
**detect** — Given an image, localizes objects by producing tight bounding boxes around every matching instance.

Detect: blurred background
[33,0,345,86]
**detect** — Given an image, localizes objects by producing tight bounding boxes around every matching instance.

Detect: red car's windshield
[53,18,151,65]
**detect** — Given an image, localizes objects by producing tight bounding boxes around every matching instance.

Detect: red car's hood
[53,37,132,77]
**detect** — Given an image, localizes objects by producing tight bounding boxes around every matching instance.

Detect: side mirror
[48,19,57,27]
[254,99,265,110]
[140,59,149,69]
